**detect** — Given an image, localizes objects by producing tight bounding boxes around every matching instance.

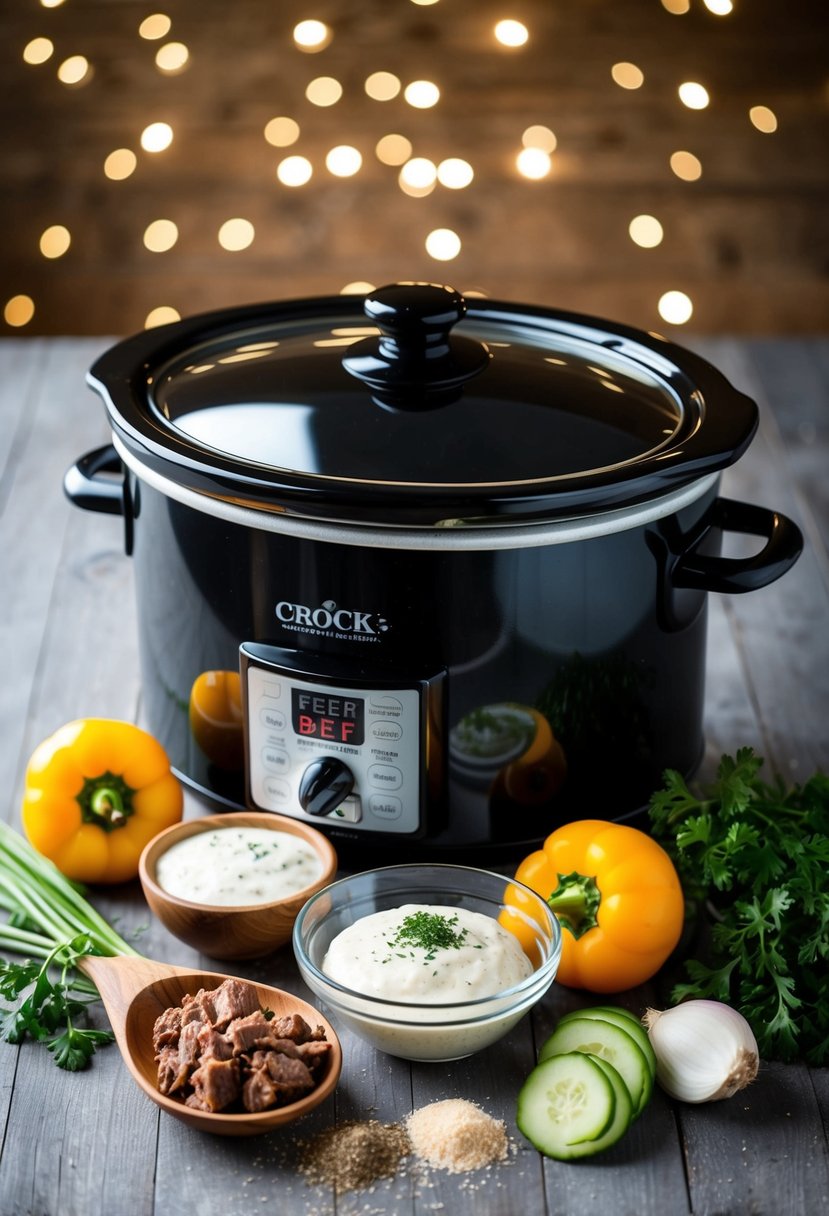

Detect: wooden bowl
[139,813,338,960]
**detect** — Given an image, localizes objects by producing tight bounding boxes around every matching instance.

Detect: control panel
[241,644,442,837]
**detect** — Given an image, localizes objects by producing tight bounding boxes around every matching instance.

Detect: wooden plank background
[2,0,828,337]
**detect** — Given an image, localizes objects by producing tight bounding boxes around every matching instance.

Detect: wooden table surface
[1,335,828,1216]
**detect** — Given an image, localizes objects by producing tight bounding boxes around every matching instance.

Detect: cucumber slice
[579,1056,634,1155]
[539,1016,651,1117]
[558,1006,657,1087]
[516,1052,616,1159]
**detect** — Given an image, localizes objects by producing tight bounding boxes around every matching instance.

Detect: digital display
[291,687,365,745]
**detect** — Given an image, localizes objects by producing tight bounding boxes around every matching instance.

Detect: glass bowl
[292,863,561,1062]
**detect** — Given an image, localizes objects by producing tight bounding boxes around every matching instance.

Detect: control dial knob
[298,756,355,818]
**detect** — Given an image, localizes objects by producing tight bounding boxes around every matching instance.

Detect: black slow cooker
[66,283,802,862]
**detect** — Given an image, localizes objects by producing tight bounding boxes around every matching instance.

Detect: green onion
[0,821,140,1069]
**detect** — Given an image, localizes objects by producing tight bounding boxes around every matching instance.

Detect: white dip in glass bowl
[292,863,561,1062]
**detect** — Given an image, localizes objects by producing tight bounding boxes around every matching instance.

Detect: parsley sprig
[649,748,829,1065]
[0,933,115,1070]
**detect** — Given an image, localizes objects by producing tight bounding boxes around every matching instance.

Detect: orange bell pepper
[507,819,684,992]
[21,719,183,884]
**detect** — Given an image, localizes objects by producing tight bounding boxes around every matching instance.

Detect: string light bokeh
[3,0,827,335]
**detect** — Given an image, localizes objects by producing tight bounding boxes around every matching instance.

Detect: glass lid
[88,282,759,526]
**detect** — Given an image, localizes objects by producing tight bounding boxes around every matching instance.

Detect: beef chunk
[197,979,260,1030]
[189,1057,241,1112]
[264,1051,314,1096]
[179,994,208,1028]
[177,1019,202,1068]
[225,1010,274,1055]
[242,1055,314,1113]
[296,1039,332,1074]
[156,1045,192,1096]
[242,1069,278,1113]
[197,1024,234,1062]
[152,1006,181,1053]
[269,1012,322,1044]
[254,1037,302,1060]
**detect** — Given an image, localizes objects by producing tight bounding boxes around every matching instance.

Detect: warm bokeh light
[703,0,733,13]
[494,20,529,47]
[403,80,440,109]
[437,158,474,189]
[140,122,174,152]
[365,71,401,101]
[522,125,557,153]
[264,116,300,147]
[57,56,91,86]
[678,81,710,110]
[375,134,413,166]
[145,305,180,328]
[306,76,343,106]
[23,38,54,65]
[155,42,189,73]
[670,150,703,181]
[4,296,35,327]
[40,0,64,7]
[218,218,255,251]
[516,147,552,179]
[325,145,363,177]
[400,157,437,188]
[425,228,462,261]
[277,155,313,186]
[104,148,138,180]
[293,20,332,51]
[139,13,171,39]
[399,157,437,196]
[658,290,693,324]
[611,62,645,89]
[750,105,778,133]
[340,281,376,294]
[143,219,178,252]
[39,225,71,259]
[660,0,690,11]
[629,215,664,248]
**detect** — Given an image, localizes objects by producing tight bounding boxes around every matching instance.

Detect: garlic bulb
[643,999,759,1104]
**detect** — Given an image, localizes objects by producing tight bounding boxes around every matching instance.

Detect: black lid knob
[342,282,491,408]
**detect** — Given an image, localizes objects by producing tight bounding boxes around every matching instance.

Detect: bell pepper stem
[78,772,134,832]
[89,787,125,825]
[546,871,602,940]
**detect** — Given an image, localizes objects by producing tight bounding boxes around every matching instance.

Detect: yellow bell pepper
[21,719,183,884]
[189,670,243,771]
[506,819,684,993]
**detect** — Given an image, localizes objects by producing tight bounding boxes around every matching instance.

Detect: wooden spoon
[79,953,342,1137]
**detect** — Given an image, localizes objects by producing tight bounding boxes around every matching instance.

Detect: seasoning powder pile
[406,1099,509,1173]
[298,1119,411,1192]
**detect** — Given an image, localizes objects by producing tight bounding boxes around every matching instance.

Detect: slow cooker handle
[63,443,134,556]
[672,498,803,593]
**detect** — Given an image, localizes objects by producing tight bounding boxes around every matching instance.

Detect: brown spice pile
[406,1098,509,1173]
[297,1118,411,1193]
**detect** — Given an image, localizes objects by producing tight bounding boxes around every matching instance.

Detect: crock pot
[66,282,802,862]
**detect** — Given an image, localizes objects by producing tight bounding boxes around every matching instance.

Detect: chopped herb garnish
[385,911,469,961]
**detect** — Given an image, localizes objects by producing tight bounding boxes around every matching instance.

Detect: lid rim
[112,433,721,551]
[88,290,758,527]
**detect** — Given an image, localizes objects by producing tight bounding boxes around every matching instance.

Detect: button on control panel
[241,645,427,836]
